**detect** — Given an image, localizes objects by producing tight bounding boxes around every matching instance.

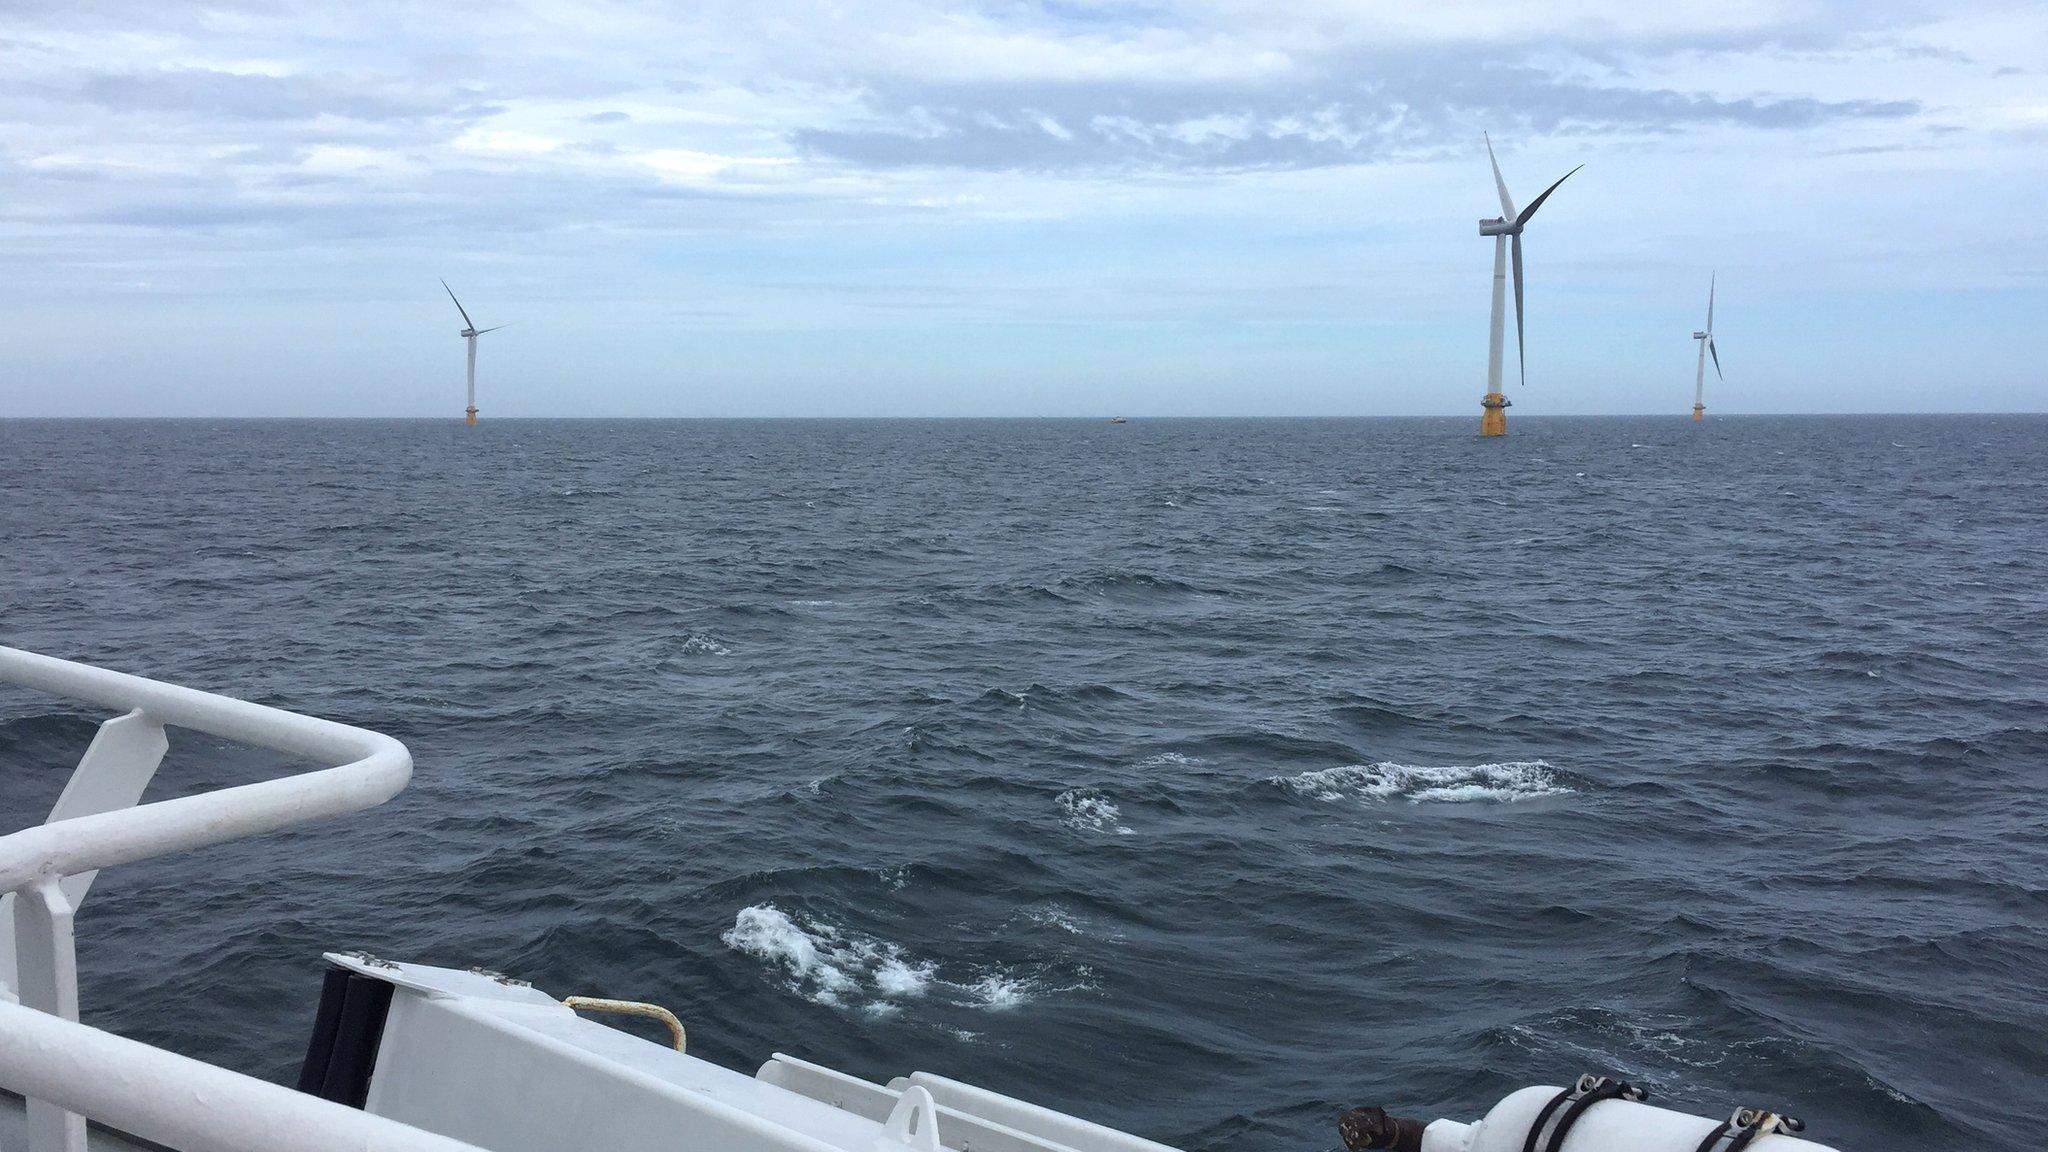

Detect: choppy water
[2,416,2044,1151]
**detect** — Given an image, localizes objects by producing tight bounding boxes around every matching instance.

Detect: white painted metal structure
[1693,275,1723,415]
[0,644,426,1152]
[0,647,1846,1152]
[346,956,1186,1152]
[1477,135,1581,395]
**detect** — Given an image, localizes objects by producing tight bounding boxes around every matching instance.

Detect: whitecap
[723,905,830,985]
[1270,760,1569,804]
[966,973,1033,1010]
[1137,751,1202,767]
[1056,789,1135,834]
[724,904,1069,1014]
[678,634,731,656]
[874,956,937,998]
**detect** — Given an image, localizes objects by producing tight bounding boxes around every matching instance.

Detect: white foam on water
[1138,751,1202,767]
[723,905,828,984]
[874,956,937,997]
[1024,904,1087,934]
[724,904,1063,1014]
[1056,789,1134,834]
[679,634,731,656]
[966,973,1033,1010]
[1271,760,1569,804]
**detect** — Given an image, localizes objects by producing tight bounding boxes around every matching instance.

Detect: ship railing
[0,645,467,1152]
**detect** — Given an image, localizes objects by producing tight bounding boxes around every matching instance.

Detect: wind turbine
[441,279,506,424]
[1691,275,1721,421]
[1476,135,1581,436]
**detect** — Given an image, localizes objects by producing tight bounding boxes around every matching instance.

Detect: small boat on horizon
[1110,416,1127,424]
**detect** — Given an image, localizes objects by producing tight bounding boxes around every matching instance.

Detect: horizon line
[4,411,2046,422]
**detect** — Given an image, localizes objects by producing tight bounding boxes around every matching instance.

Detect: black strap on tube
[1691,1108,1807,1152]
[1520,1074,1647,1152]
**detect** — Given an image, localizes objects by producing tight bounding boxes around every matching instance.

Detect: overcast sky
[2,0,2044,417]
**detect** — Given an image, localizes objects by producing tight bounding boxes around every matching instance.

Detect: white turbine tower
[1691,275,1721,421]
[1476,134,1581,436]
[442,279,506,425]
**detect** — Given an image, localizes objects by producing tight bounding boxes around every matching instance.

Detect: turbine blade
[441,278,475,329]
[1706,273,1715,331]
[1709,337,1722,380]
[1515,164,1582,227]
[1485,133,1515,219]
[475,324,508,334]
[1511,232,1526,387]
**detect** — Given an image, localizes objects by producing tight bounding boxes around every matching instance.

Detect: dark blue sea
[2,416,2043,1151]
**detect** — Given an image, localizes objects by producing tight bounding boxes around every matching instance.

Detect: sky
[1,0,2045,417]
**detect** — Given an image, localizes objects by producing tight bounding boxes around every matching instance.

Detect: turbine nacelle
[1479,217,1518,237]
[1693,331,1709,340]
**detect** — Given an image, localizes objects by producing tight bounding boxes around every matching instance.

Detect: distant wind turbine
[1476,134,1581,437]
[442,279,506,424]
[1691,275,1721,422]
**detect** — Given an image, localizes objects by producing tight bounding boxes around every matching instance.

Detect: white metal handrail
[0,998,488,1152]
[0,645,416,1152]
[0,646,410,893]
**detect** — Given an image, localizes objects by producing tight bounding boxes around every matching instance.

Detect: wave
[676,634,731,657]
[722,904,1065,1014]
[1269,760,1569,804]
[1056,789,1134,834]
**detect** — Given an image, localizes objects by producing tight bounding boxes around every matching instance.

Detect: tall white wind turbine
[1476,135,1581,436]
[442,279,506,424]
[1691,275,1721,421]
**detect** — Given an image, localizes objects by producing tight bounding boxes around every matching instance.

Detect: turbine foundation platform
[1691,404,1705,422]
[465,407,478,425]
[1480,392,1511,437]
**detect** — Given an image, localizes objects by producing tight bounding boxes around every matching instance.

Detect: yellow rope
[563,996,686,1052]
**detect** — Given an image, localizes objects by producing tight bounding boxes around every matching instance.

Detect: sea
[1,415,2043,1151]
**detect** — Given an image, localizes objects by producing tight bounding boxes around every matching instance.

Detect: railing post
[14,876,85,1152]
[0,709,167,997]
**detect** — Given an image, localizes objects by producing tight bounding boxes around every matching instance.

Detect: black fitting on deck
[1339,1106,1428,1152]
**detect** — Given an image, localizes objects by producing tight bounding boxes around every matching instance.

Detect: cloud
[57,68,461,123]
[794,57,1921,172]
